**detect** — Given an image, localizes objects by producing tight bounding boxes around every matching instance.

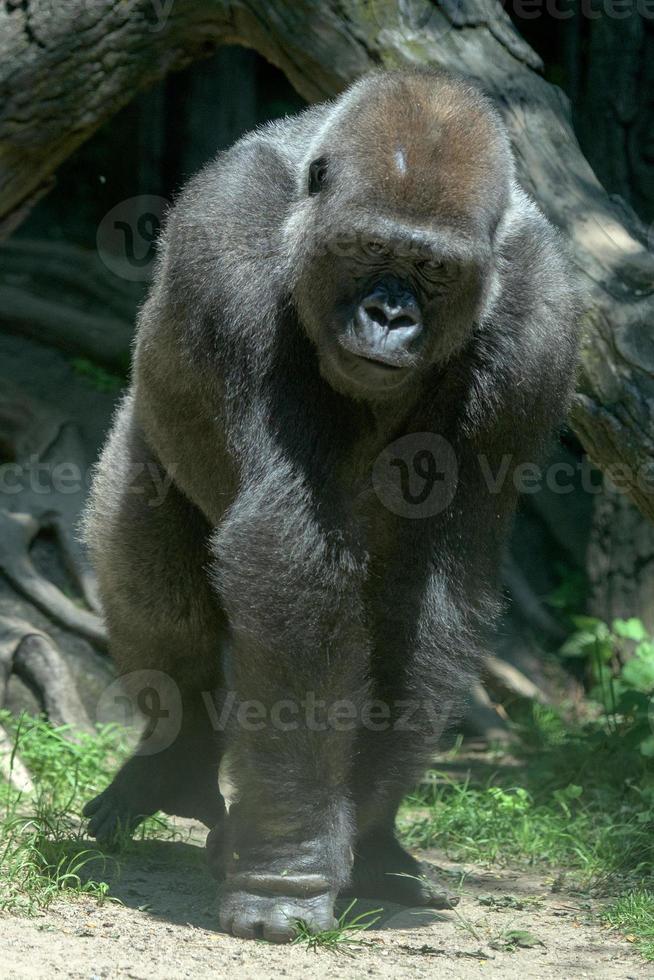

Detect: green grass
[0,711,171,914]
[601,891,654,961]
[292,899,381,953]
[399,702,654,959]
[401,704,654,883]
[401,771,652,884]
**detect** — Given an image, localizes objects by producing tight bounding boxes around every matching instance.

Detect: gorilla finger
[83,791,108,817]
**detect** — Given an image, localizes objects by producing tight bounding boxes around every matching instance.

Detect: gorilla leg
[209,490,369,942]
[346,462,504,907]
[83,412,227,843]
[345,725,457,909]
[345,573,473,908]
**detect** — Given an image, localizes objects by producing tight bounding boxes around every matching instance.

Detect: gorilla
[83,68,579,942]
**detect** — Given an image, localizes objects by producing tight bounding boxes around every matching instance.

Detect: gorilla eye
[417,257,446,280]
[365,240,386,254]
[308,157,329,195]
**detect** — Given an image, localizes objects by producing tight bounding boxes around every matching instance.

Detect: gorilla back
[84,68,579,942]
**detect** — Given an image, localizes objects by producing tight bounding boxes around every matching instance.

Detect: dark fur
[83,69,579,941]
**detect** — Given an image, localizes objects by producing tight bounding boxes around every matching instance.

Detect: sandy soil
[1,819,650,980]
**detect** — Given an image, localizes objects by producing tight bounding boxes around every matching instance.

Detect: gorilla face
[294,219,490,399]
[289,72,511,401]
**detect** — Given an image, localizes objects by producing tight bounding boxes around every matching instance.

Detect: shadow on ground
[73,830,453,935]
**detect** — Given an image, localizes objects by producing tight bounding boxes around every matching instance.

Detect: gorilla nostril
[390,314,417,330]
[363,303,389,328]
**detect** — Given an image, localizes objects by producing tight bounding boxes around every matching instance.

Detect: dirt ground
[1,818,651,980]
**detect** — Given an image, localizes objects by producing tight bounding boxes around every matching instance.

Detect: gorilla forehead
[313,70,513,233]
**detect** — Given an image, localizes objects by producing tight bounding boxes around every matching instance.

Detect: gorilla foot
[218,873,337,943]
[83,784,152,846]
[345,832,458,909]
[84,752,224,846]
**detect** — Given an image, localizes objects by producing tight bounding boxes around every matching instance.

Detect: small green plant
[0,809,113,913]
[292,900,381,954]
[71,357,126,392]
[401,684,654,884]
[400,775,596,871]
[560,616,654,755]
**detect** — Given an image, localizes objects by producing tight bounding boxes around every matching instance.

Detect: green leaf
[622,657,654,693]
[613,618,649,642]
[595,640,617,663]
[553,783,583,815]
[616,689,651,714]
[635,641,654,661]
[560,631,600,659]
[639,735,654,758]
[571,616,608,635]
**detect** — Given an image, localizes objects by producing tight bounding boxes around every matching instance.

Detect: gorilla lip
[334,344,411,389]
[338,338,415,372]
[356,353,405,371]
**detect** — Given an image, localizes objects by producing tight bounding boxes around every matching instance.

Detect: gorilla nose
[355,288,423,361]
[362,296,421,333]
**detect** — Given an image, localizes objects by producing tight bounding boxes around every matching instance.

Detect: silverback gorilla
[83,69,579,942]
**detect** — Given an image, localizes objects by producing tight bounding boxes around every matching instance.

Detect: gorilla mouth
[338,337,415,372]
[353,354,407,374]
[356,351,405,371]
[332,343,412,391]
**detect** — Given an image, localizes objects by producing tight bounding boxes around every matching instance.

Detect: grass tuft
[0,711,172,913]
[292,900,381,954]
[601,891,654,961]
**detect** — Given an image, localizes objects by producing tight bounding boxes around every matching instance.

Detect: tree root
[0,511,105,648]
[0,380,104,767]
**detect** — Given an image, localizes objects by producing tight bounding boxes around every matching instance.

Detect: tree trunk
[561,14,654,629]
[587,484,654,633]
[574,13,654,227]
[1,0,653,525]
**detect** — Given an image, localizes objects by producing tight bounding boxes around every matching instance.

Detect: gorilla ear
[308,157,329,196]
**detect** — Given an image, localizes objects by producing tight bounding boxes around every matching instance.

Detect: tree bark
[0,239,138,368]
[1,0,654,522]
[587,483,654,633]
[573,13,654,227]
